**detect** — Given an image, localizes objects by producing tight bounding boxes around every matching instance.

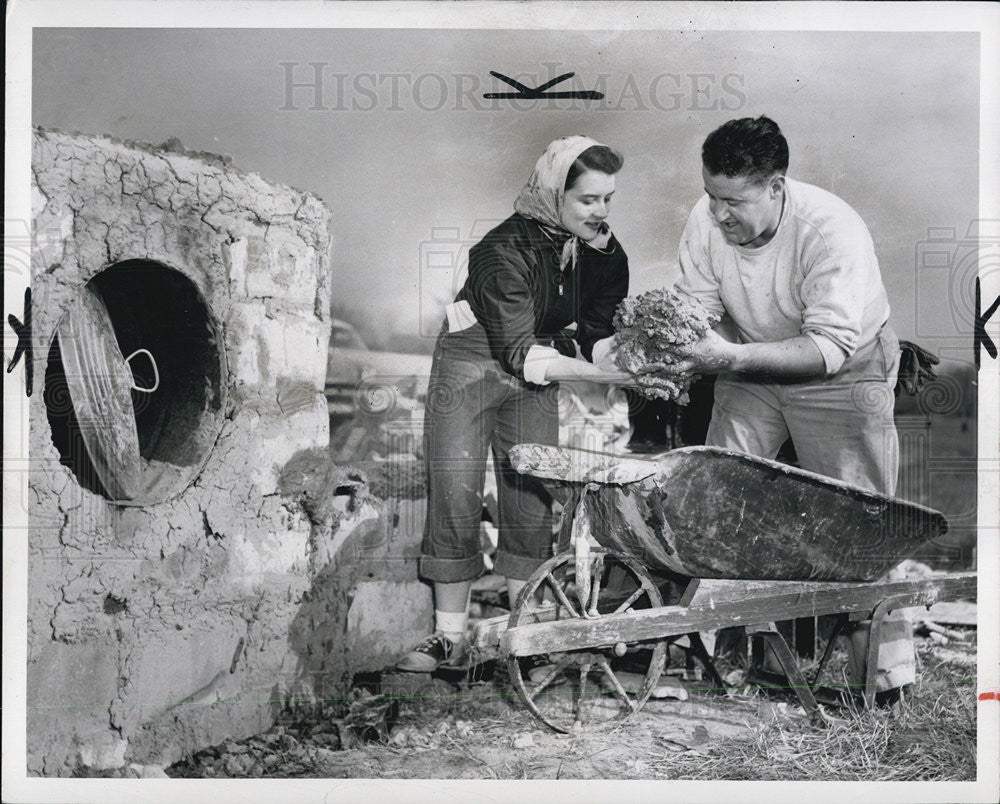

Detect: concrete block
[394,498,427,553]
[312,499,381,571]
[346,580,433,673]
[345,496,424,582]
[128,695,275,768]
[257,315,327,384]
[227,526,311,589]
[223,236,248,295]
[27,639,121,772]
[127,622,247,722]
[276,375,321,416]
[244,233,318,307]
[224,301,268,386]
[31,210,72,271]
[250,402,330,490]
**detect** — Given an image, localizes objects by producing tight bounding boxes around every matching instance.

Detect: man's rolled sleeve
[800,254,868,373]
[803,330,848,375]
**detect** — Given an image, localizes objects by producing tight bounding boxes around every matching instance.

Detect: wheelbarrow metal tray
[509,444,947,582]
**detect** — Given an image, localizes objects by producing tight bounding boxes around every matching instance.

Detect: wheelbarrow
[471,444,977,732]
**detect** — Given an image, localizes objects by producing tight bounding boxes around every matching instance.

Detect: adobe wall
[26,128,431,775]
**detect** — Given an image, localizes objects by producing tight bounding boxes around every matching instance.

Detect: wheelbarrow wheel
[505,550,667,733]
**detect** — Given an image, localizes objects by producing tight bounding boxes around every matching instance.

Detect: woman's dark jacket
[451,213,629,382]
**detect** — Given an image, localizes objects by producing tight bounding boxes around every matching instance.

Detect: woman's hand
[591,335,620,371]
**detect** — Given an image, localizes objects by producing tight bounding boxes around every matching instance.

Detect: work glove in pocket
[895,340,940,397]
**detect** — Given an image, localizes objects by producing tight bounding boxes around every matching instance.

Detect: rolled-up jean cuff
[419,553,484,583]
[493,550,548,581]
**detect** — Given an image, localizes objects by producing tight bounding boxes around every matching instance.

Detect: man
[672,115,912,702]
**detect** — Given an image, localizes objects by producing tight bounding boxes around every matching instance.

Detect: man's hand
[669,329,739,374]
[676,333,828,377]
[644,330,828,378]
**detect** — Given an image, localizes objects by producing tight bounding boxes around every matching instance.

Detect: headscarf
[513,135,614,274]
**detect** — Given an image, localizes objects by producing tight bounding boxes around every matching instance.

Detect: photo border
[4,2,998,802]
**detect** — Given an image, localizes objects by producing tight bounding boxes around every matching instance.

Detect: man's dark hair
[565,144,624,191]
[702,116,788,183]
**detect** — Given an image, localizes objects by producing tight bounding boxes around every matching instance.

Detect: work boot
[396,633,466,672]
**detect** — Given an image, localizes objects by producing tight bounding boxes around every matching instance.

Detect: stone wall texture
[25,129,430,776]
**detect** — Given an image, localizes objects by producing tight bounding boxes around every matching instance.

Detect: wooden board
[500,572,976,657]
[678,578,869,607]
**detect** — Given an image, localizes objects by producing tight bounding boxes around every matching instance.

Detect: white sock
[435,609,469,645]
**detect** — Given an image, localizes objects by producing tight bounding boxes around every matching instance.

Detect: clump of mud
[167,693,399,778]
[613,287,720,404]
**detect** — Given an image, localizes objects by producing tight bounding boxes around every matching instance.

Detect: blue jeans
[420,328,559,583]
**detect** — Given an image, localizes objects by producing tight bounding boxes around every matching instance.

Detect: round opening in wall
[44,261,227,505]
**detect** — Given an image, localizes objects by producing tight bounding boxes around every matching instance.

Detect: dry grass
[369,635,978,781]
[653,639,977,781]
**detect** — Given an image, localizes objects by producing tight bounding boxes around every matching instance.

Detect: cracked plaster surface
[26,128,344,774]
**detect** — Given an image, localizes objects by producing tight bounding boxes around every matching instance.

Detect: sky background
[32,28,980,360]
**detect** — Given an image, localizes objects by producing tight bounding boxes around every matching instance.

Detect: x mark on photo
[484,71,603,100]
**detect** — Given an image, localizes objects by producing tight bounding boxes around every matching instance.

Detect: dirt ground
[165,631,978,782]
[168,676,766,780]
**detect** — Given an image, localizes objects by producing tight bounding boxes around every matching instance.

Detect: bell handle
[124,348,160,393]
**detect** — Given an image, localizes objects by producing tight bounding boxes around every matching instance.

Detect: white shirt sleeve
[800,253,869,368]
[675,204,727,319]
[803,330,848,375]
[522,344,562,385]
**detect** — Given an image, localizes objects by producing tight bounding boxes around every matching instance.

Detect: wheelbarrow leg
[749,630,820,717]
[687,632,727,693]
[862,594,912,709]
[810,613,850,688]
[555,488,580,555]
[548,487,581,593]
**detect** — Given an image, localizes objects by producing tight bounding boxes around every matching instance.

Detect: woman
[397,136,633,671]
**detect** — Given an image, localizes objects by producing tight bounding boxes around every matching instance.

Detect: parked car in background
[326,319,370,419]
[325,319,433,461]
[325,319,433,419]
